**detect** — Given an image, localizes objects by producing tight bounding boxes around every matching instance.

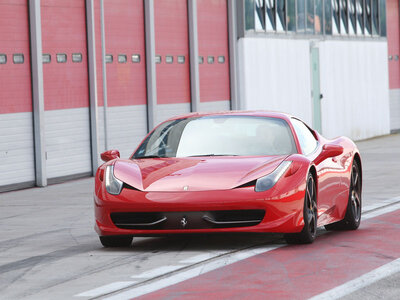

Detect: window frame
[290,118,319,156]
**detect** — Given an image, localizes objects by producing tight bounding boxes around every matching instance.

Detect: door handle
[320,93,323,100]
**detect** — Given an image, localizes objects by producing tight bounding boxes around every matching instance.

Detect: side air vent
[234,180,257,189]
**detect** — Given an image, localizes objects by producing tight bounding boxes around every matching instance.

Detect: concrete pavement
[0,133,399,299]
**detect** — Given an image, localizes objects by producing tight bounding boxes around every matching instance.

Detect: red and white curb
[75,196,400,299]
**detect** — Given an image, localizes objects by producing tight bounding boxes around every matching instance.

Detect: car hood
[113,156,288,192]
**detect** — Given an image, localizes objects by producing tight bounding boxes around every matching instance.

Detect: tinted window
[291,118,318,155]
[133,116,297,158]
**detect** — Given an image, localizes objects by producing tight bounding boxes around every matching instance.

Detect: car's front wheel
[325,160,362,231]
[285,173,317,244]
[99,235,133,247]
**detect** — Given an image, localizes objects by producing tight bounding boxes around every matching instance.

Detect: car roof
[164,110,294,123]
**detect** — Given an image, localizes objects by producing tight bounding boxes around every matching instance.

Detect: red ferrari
[94,111,362,247]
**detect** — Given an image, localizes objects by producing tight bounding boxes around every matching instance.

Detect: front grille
[110,210,265,230]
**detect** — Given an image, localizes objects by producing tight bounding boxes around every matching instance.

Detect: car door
[291,118,343,224]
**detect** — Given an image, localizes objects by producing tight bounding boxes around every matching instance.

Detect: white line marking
[131,265,183,279]
[104,245,280,300]
[75,281,136,297]
[363,202,400,220]
[77,196,400,300]
[363,196,400,212]
[308,258,400,300]
[179,252,226,264]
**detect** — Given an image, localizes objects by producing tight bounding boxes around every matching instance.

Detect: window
[340,0,349,34]
[306,0,315,34]
[155,55,162,64]
[314,0,323,34]
[132,54,140,63]
[13,54,24,64]
[349,0,357,34]
[218,56,225,63]
[371,0,379,35]
[356,0,364,35]
[276,0,286,31]
[365,0,372,35]
[133,116,297,158]
[291,118,318,155]
[42,54,51,63]
[166,55,173,64]
[241,0,382,39]
[287,0,296,31]
[324,0,333,34]
[0,54,6,64]
[56,53,67,63]
[178,55,185,64]
[265,0,276,31]
[105,54,113,63]
[255,0,265,31]
[72,53,82,63]
[245,0,255,30]
[379,0,386,36]
[207,56,214,64]
[118,54,127,63]
[333,0,340,34]
[297,0,306,33]
[198,56,204,64]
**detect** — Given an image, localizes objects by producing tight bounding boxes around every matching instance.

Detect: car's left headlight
[255,161,292,192]
[105,165,123,195]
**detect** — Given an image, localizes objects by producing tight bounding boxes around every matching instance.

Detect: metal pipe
[100,0,109,150]
[29,0,47,187]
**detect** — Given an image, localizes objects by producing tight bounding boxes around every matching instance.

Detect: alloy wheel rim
[351,164,361,222]
[306,177,317,238]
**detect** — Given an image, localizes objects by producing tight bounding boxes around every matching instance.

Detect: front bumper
[94,179,307,236]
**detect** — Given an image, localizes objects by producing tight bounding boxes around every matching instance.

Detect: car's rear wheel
[325,160,362,231]
[284,173,317,244]
[99,235,133,247]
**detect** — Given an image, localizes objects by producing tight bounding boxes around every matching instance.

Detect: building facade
[0,0,396,192]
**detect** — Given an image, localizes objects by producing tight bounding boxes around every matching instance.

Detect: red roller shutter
[154,0,191,105]
[197,0,230,103]
[94,0,148,158]
[0,0,35,190]
[41,0,91,180]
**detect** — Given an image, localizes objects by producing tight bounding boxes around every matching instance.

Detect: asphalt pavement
[0,133,399,300]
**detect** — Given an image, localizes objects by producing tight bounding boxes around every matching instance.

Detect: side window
[291,118,318,155]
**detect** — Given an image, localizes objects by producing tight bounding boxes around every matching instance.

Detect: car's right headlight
[105,165,123,195]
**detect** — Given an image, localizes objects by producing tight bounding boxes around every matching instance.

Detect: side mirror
[315,144,344,164]
[322,144,344,157]
[101,150,120,162]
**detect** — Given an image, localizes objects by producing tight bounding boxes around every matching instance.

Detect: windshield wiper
[134,155,166,159]
[188,154,238,157]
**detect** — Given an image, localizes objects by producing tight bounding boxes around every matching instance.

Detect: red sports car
[94,111,362,247]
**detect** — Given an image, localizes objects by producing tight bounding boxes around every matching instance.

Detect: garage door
[98,0,148,158]
[154,0,191,124]
[197,0,231,111]
[0,0,35,191]
[41,0,92,181]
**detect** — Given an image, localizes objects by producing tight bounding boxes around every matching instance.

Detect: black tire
[324,160,362,231]
[99,235,133,247]
[285,173,318,244]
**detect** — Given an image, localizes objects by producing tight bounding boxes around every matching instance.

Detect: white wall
[238,37,391,140]
[319,40,390,140]
[238,38,313,124]
[388,89,400,132]
[0,112,35,188]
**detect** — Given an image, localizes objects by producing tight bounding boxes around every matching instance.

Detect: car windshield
[133,116,297,158]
